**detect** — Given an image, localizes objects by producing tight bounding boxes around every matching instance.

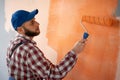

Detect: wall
[47,0,120,80]
[0,0,8,80]
[0,0,119,80]
[115,1,120,80]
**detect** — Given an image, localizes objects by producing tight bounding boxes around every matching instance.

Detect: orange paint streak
[47,0,119,80]
[82,16,119,26]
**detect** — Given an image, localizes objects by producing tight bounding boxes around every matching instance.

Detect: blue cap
[11,9,38,30]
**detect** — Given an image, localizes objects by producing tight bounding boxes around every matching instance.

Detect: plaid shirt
[6,34,78,80]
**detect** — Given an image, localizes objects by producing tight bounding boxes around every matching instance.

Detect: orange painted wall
[47,0,119,80]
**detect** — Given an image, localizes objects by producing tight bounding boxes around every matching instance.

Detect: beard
[23,27,40,37]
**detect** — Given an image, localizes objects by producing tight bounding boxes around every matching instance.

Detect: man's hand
[72,39,86,54]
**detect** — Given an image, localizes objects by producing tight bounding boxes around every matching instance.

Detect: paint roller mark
[82,16,119,26]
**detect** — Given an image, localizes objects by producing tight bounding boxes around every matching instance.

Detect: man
[6,9,87,80]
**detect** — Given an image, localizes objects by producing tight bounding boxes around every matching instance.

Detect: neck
[17,31,34,40]
[24,34,34,40]
[19,33,34,40]
[29,36,33,40]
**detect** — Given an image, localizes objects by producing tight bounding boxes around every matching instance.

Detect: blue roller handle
[83,32,89,39]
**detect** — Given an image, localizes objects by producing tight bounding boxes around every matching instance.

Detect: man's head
[11,9,40,37]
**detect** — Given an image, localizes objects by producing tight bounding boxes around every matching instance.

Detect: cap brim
[26,9,38,21]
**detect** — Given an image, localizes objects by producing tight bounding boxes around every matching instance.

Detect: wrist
[71,50,75,54]
[70,50,78,58]
[71,49,78,55]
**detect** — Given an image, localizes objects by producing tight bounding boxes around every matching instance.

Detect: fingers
[71,39,87,55]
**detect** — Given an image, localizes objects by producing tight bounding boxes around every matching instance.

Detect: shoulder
[20,42,37,51]
[20,42,43,56]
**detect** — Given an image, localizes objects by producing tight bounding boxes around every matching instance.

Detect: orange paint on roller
[82,16,119,26]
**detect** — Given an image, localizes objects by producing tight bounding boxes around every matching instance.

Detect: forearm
[49,51,78,79]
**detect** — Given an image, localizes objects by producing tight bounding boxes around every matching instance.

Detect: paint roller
[80,20,89,39]
[80,15,119,39]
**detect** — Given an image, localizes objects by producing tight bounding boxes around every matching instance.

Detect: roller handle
[83,32,89,39]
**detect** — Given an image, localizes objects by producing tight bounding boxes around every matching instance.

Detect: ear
[17,26,24,34]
